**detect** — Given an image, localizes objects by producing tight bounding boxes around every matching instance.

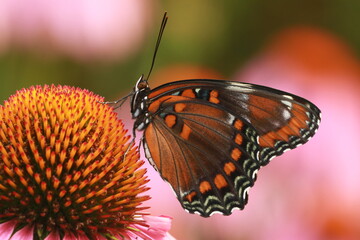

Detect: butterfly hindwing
[143,99,261,216]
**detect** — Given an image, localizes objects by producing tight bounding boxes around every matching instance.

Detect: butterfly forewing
[143,99,261,216]
[136,79,321,217]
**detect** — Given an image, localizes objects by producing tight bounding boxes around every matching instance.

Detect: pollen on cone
[0,85,150,239]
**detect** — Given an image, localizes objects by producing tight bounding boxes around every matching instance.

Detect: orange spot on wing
[148,99,162,113]
[165,115,176,128]
[180,124,191,140]
[231,148,242,161]
[175,103,186,112]
[199,181,212,193]
[182,89,196,98]
[148,95,189,113]
[148,82,202,99]
[235,134,243,145]
[214,174,228,189]
[224,162,236,175]
[209,90,220,104]
[185,191,197,202]
[234,119,243,130]
[210,90,218,97]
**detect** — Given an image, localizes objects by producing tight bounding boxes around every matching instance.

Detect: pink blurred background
[1,1,360,239]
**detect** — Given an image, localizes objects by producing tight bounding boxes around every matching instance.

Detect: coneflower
[0,85,173,240]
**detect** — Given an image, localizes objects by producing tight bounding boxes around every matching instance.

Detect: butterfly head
[131,75,150,131]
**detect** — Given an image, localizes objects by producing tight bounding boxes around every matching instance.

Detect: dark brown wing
[142,79,320,216]
[143,99,261,216]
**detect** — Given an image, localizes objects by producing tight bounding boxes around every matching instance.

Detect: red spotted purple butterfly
[114,13,321,217]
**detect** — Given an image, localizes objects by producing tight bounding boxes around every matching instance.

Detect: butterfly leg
[123,127,137,159]
[98,92,133,109]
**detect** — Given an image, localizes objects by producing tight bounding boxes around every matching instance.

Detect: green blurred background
[1,1,360,100]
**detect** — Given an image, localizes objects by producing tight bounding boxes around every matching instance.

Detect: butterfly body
[130,76,321,217]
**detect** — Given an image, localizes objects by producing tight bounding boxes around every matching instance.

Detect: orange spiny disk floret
[0,85,150,239]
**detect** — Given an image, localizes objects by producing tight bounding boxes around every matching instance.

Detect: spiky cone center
[0,85,150,239]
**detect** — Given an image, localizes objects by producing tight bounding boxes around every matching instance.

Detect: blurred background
[1,1,360,239]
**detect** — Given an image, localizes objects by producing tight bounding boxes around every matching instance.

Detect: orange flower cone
[0,85,174,240]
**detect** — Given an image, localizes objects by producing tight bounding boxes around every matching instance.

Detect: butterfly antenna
[146,12,168,81]
[122,13,168,160]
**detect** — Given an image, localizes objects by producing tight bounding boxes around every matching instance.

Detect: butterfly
[129,76,320,217]
[115,13,321,217]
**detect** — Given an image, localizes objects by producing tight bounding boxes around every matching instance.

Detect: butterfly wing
[142,79,320,216]
[144,99,261,216]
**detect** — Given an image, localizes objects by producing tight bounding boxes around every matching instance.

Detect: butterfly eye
[134,75,149,92]
[137,81,148,90]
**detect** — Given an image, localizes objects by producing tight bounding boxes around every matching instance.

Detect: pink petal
[45,230,110,240]
[0,220,16,239]
[131,215,175,240]
[164,233,176,240]
[10,224,33,240]
[63,231,89,240]
[62,232,77,240]
[143,215,173,232]
[44,230,60,240]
